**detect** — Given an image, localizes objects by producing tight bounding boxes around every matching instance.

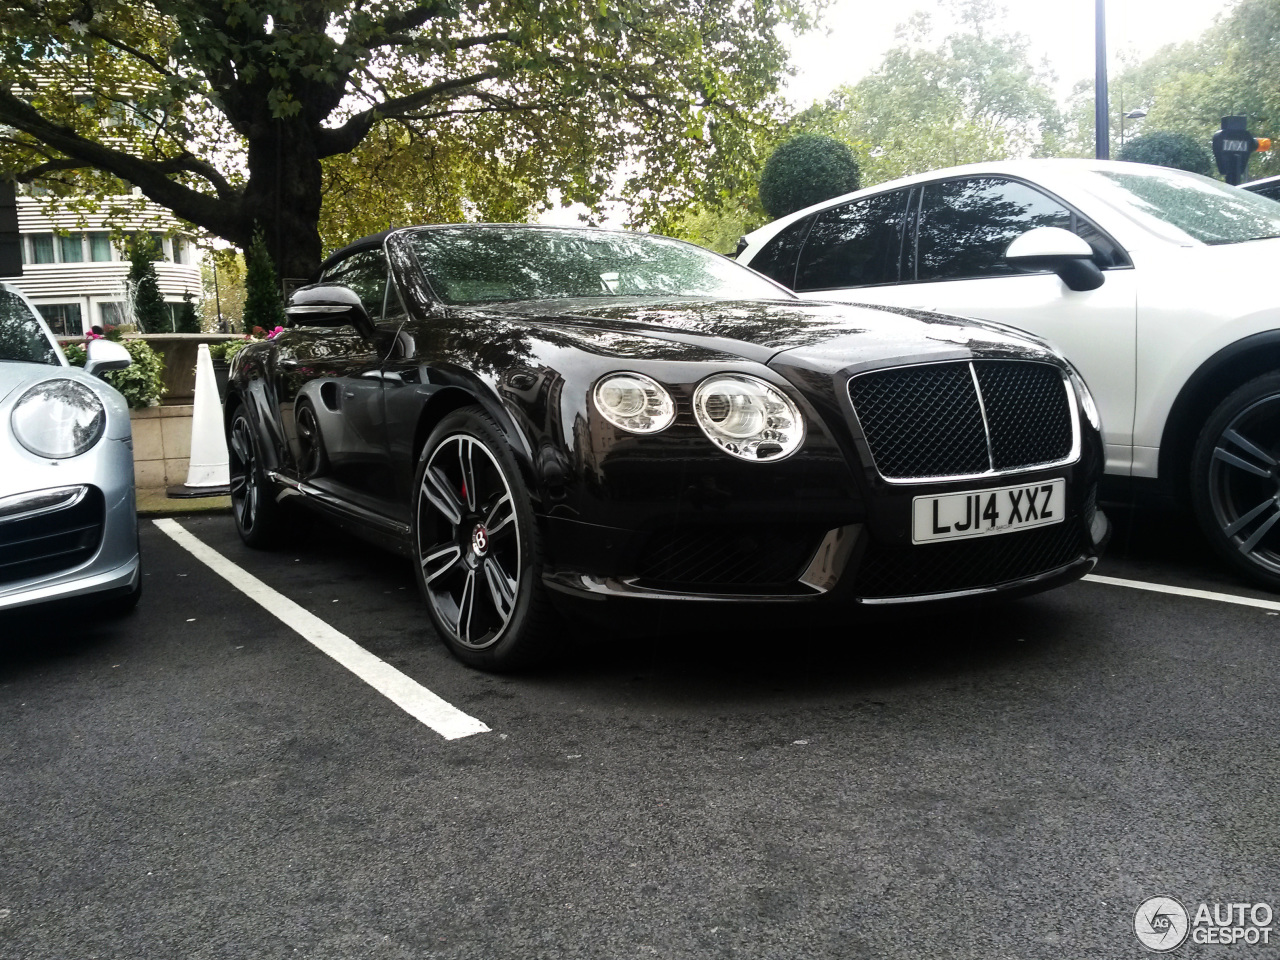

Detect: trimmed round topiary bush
[759,134,861,219]
[1117,131,1213,176]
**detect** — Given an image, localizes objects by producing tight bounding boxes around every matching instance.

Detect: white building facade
[10,195,202,337]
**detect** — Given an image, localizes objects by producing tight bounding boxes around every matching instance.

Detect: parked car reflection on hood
[225,224,1108,670]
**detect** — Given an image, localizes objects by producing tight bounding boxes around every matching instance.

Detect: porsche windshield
[1085,168,1280,245]
[405,226,790,305]
[0,289,61,365]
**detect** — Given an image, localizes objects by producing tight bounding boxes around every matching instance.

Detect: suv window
[747,215,814,288]
[795,190,910,291]
[916,177,1074,282]
[321,249,388,320]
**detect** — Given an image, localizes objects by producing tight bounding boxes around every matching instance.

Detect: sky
[783,0,1236,107]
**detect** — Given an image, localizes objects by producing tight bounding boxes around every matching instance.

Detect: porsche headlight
[693,374,804,462]
[593,373,675,434]
[11,379,106,459]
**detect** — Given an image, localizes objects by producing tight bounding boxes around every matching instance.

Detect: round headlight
[693,374,804,462]
[593,373,675,434]
[11,379,106,459]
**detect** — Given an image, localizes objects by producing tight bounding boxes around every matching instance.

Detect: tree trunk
[241,118,326,284]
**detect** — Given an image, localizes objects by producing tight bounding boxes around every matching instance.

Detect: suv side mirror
[1005,226,1105,292]
[83,338,132,377]
[286,284,375,336]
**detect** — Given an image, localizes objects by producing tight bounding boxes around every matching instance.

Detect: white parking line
[1084,573,1280,613]
[153,518,490,740]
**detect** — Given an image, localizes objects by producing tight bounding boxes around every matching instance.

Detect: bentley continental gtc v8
[739,159,1280,590]
[1,282,140,615]
[226,225,1108,669]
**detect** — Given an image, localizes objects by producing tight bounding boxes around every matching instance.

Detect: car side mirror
[82,338,132,377]
[1005,226,1105,293]
[286,283,375,336]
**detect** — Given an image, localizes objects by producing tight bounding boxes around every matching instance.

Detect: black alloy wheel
[228,405,284,548]
[412,407,552,669]
[295,399,328,479]
[1192,372,1280,590]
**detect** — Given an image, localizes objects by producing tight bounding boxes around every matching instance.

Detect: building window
[100,302,127,327]
[36,303,84,337]
[59,233,84,263]
[30,234,55,264]
[172,238,185,265]
[89,233,113,262]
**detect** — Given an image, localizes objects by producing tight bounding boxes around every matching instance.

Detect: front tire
[1191,373,1280,590]
[228,404,285,548]
[411,407,553,670]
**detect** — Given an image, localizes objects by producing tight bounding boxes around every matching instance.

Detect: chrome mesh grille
[849,360,1073,480]
[973,361,1073,470]
[847,364,989,478]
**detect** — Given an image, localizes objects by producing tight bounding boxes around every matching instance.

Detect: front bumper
[0,437,140,612]
[541,471,1108,608]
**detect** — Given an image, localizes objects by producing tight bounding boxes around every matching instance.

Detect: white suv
[739,159,1280,588]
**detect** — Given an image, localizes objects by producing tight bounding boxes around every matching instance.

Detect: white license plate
[912,479,1066,544]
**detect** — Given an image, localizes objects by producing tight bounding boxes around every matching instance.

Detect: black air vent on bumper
[0,486,106,585]
[636,526,821,589]
[852,522,1086,599]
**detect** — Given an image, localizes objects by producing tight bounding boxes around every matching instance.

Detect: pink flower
[266,326,285,339]
[85,331,104,341]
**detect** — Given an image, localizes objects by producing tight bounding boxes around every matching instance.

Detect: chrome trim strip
[0,485,89,524]
[848,359,1081,486]
[968,361,997,472]
[856,556,1096,605]
[798,524,863,593]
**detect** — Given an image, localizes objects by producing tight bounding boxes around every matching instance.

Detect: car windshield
[405,226,791,305]
[0,288,61,365]
[1084,168,1280,245]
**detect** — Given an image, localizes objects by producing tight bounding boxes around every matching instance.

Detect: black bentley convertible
[225,225,1109,669]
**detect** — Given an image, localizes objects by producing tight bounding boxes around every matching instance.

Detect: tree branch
[316,69,505,158]
[0,88,244,236]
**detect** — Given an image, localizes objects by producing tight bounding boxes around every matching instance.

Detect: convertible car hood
[492,297,1059,372]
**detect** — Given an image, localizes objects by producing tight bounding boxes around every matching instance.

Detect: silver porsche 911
[0,281,141,614]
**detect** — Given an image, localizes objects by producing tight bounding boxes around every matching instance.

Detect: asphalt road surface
[2,505,1277,959]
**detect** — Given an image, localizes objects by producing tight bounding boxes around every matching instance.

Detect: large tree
[0,0,818,278]
[799,0,1060,185]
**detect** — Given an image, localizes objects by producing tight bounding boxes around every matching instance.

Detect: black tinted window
[0,289,60,365]
[321,250,388,320]
[916,178,1073,281]
[748,215,813,288]
[795,191,909,291]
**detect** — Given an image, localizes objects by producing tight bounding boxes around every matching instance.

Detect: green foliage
[176,291,201,333]
[243,228,286,334]
[758,135,860,219]
[201,250,246,332]
[126,235,167,334]
[207,337,254,362]
[801,0,1060,185]
[1118,131,1213,175]
[0,0,823,278]
[66,338,167,408]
